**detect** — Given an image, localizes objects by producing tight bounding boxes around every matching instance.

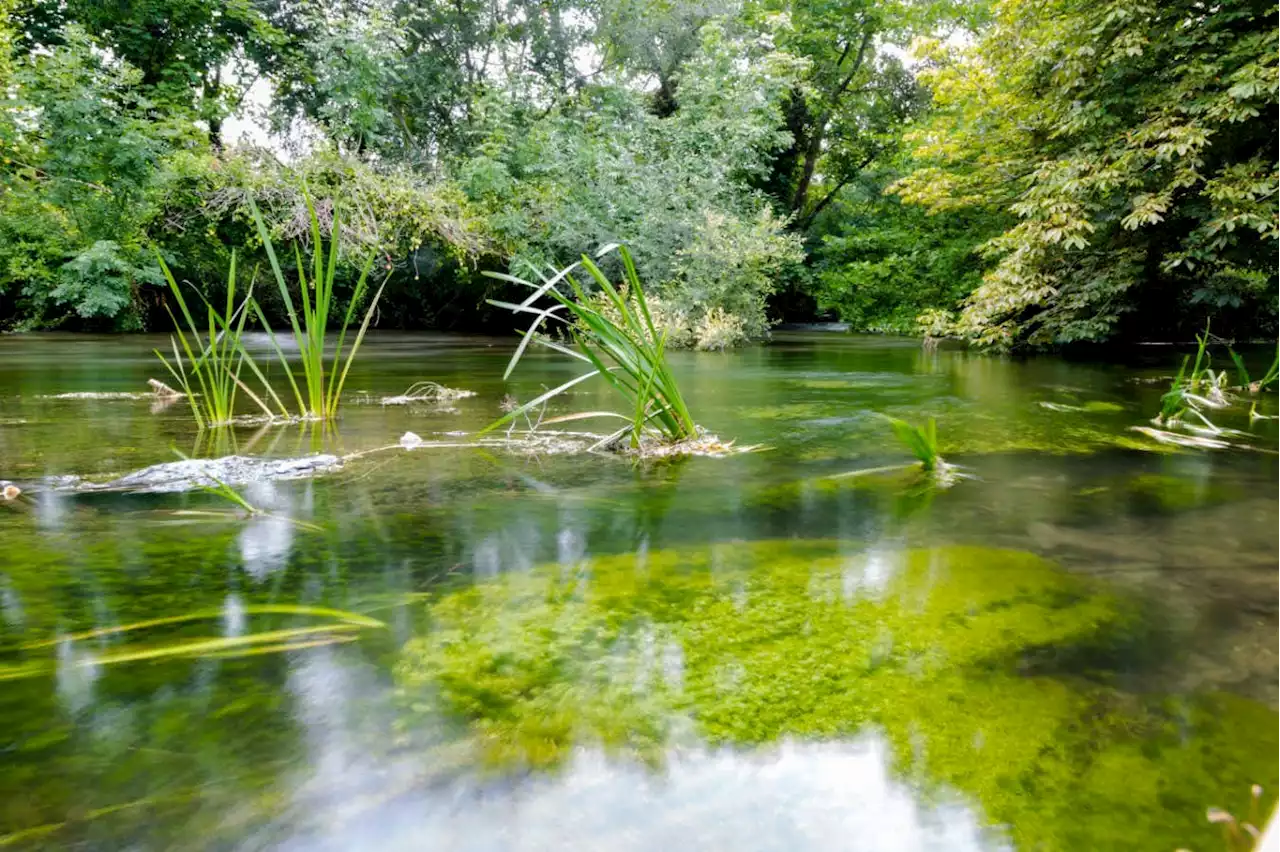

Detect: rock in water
[400,431,424,450]
[66,455,343,494]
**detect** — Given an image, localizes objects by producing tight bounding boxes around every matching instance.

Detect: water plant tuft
[1141,324,1278,450]
[154,251,281,428]
[483,244,699,448]
[1229,344,1279,394]
[885,414,940,472]
[249,194,388,420]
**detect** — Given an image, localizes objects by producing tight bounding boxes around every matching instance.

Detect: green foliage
[276,0,590,161]
[0,0,944,341]
[16,0,297,143]
[0,24,196,329]
[54,241,165,327]
[810,165,1006,333]
[484,245,699,444]
[460,23,805,339]
[667,209,805,342]
[895,0,1279,349]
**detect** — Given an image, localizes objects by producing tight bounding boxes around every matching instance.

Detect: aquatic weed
[154,251,283,428]
[249,193,388,420]
[885,415,940,472]
[483,244,698,446]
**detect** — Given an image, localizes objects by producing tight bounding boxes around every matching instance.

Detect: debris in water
[1131,426,1231,450]
[621,429,754,459]
[400,432,425,450]
[380,382,476,406]
[1039,400,1125,413]
[40,391,152,400]
[1,482,20,500]
[147,378,181,398]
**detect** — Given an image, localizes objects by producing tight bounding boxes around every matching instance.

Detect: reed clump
[156,191,389,428]
[482,244,699,449]
[249,195,387,421]
[154,251,281,428]
[1141,323,1278,450]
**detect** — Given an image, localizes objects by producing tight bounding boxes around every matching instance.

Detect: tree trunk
[789,118,826,215]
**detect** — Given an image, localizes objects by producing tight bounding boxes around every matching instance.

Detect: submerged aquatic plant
[161,450,322,531]
[154,252,281,428]
[194,471,261,516]
[249,195,387,420]
[483,244,698,447]
[0,605,385,683]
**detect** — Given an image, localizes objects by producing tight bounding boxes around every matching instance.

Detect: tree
[456,23,805,343]
[278,0,596,163]
[595,0,737,116]
[750,0,966,226]
[15,0,298,148]
[809,157,1006,333]
[894,0,1278,349]
[0,26,198,329]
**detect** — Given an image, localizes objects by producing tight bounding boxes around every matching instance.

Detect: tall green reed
[482,244,697,445]
[249,195,386,420]
[154,251,279,428]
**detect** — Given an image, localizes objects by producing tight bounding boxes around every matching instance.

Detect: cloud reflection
[267,735,1004,852]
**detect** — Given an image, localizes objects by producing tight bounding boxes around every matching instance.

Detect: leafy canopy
[895,0,1279,349]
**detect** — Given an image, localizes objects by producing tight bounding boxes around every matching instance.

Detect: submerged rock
[61,454,343,494]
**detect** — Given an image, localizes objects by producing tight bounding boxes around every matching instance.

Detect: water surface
[0,332,1276,850]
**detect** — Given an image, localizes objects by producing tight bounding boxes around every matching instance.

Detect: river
[0,331,1275,850]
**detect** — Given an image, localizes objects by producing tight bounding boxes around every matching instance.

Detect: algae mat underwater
[397,540,1278,852]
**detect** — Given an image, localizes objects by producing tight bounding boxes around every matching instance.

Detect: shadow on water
[0,332,1275,850]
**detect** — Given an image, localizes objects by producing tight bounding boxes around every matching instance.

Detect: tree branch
[830,26,874,105]
[797,149,879,230]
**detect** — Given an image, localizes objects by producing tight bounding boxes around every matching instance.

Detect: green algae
[397,539,1278,851]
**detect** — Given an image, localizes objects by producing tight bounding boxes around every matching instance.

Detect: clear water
[0,332,1275,851]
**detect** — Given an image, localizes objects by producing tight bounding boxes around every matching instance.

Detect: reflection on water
[0,332,1275,850]
[239,482,298,580]
[271,738,1005,852]
[55,636,99,716]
